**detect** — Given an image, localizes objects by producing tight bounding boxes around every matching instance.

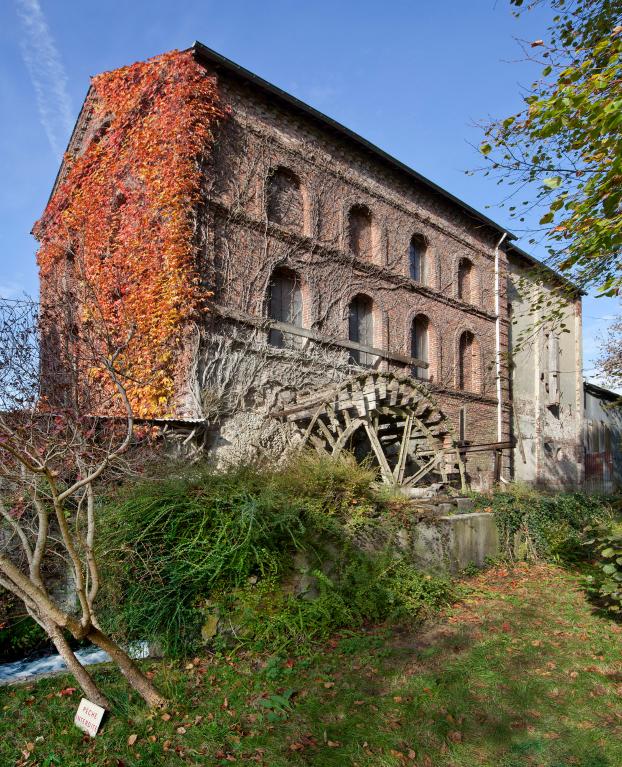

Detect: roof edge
[584,381,622,402]
[191,40,516,243]
[506,243,584,296]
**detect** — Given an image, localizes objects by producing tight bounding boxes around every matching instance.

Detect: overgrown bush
[0,614,49,662]
[0,590,49,662]
[473,484,613,562]
[98,455,451,656]
[584,523,622,613]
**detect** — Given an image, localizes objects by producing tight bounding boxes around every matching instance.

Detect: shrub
[0,614,49,662]
[98,455,451,655]
[583,524,622,613]
[0,590,49,662]
[473,484,613,562]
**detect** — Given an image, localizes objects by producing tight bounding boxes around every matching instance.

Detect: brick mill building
[36,43,586,491]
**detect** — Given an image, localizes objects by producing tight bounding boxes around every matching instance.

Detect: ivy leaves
[584,524,622,612]
[34,51,229,418]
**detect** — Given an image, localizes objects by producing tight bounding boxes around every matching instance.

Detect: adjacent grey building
[584,382,622,494]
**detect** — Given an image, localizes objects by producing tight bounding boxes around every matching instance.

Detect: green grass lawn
[2,563,622,767]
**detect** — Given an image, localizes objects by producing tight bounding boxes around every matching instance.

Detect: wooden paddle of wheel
[273,371,466,491]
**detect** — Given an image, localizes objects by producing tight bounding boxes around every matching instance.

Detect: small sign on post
[74,698,106,737]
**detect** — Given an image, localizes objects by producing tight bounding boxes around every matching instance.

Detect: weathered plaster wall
[508,255,583,488]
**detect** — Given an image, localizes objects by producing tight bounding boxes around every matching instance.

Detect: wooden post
[494,449,501,483]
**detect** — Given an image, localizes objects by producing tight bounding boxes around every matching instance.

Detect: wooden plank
[403,454,441,486]
[299,405,324,448]
[363,421,394,484]
[216,301,427,367]
[393,413,414,485]
[285,406,326,421]
[316,417,337,448]
[458,441,513,454]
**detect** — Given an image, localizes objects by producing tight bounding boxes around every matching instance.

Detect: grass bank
[3,562,622,767]
[96,457,452,656]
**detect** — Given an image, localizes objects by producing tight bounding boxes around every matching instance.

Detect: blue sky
[0,0,617,383]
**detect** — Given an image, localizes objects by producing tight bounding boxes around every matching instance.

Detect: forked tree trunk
[47,622,111,710]
[87,627,166,708]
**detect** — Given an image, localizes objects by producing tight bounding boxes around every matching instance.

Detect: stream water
[0,642,149,685]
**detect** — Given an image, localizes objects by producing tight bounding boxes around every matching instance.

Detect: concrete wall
[412,512,500,573]
[507,255,583,488]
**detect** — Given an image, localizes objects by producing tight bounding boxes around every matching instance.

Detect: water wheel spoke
[393,413,414,484]
[316,417,337,450]
[332,418,365,457]
[362,420,394,484]
[403,453,442,486]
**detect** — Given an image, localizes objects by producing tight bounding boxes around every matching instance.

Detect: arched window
[409,235,427,284]
[457,258,473,303]
[266,168,303,231]
[267,268,303,348]
[348,294,375,366]
[348,205,372,260]
[458,330,480,392]
[411,314,430,380]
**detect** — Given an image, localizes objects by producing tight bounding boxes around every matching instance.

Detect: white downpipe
[494,232,508,449]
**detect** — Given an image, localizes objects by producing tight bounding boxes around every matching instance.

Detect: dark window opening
[268,268,303,348]
[409,235,427,284]
[459,406,467,443]
[348,205,372,260]
[411,314,430,380]
[348,294,375,366]
[458,330,479,392]
[266,168,303,231]
[457,258,473,303]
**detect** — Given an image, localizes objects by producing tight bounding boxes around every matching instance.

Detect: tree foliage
[480,0,622,295]
[597,315,622,388]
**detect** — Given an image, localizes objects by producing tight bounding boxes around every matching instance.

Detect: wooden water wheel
[273,372,466,489]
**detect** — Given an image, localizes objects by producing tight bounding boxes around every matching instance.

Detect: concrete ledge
[412,511,499,574]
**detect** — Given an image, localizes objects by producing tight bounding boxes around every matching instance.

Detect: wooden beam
[363,421,394,484]
[393,413,414,485]
[213,304,429,369]
[457,441,513,454]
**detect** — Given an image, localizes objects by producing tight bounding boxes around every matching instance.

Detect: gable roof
[584,381,622,403]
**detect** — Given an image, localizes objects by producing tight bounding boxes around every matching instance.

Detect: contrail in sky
[14,0,73,157]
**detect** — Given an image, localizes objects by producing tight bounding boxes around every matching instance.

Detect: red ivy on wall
[34,50,228,418]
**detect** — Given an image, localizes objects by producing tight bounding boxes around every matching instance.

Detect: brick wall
[198,62,511,486]
[37,51,512,487]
